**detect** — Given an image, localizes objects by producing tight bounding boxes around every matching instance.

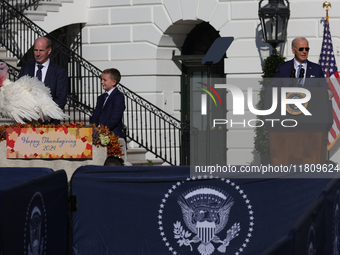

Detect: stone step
[14,1,62,12]
[126,147,148,161]
[125,139,165,166]
[35,2,62,12]
[0,57,19,68]
[0,117,14,126]
[127,158,164,166]
[19,0,74,21]
[23,10,47,21]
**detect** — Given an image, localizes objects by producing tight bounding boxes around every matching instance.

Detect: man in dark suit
[19,37,68,123]
[272,37,333,99]
[90,68,125,139]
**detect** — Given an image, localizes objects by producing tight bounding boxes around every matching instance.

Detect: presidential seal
[24,192,47,255]
[307,225,316,255]
[159,176,254,255]
[286,92,308,115]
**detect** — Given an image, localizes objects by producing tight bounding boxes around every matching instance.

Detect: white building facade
[35,0,340,165]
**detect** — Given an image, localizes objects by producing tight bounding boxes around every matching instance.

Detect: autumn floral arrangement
[0,122,123,157]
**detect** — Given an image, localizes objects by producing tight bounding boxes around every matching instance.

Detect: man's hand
[328,89,334,100]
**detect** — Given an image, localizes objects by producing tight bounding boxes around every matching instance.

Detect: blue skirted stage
[0,165,339,255]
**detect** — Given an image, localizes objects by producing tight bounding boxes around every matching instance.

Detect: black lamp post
[259,0,290,55]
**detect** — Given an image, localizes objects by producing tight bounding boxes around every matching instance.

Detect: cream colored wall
[38,0,340,164]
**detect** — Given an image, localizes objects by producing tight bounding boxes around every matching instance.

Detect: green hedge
[254,54,285,155]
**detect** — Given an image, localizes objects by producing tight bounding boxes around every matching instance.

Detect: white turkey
[0,62,68,124]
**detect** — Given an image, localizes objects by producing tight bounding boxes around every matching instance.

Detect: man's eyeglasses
[298,47,310,52]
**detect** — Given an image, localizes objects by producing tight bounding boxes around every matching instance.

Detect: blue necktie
[297,64,304,86]
[100,93,109,112]
[36,64,43,81]
[296,64,302,78]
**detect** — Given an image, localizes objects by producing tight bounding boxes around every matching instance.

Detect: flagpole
[323,1,331,23]
[323,1,332,162]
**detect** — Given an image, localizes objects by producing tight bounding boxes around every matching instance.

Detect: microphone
[289,68,296,87]
[299,68,305,78]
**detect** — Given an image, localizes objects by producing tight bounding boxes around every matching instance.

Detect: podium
[264,87,333,165]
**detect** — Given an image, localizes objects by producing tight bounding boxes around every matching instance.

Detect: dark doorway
[180,22,227,165]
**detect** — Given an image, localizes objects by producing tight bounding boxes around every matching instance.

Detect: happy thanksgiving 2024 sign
[6,128,92,159]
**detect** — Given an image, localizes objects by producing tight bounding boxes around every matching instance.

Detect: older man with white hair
[273,36,333,99]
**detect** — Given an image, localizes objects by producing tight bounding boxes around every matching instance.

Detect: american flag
[319,19,340,150]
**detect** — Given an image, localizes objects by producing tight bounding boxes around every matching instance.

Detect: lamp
[259,0,290,55]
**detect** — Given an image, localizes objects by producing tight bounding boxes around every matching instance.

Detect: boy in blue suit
[90,68,126,139]
[272,37,333,99]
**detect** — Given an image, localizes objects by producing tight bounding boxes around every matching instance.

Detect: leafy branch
[254,53,285,155]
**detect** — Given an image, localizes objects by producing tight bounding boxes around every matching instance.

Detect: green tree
[254,54,285,155]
